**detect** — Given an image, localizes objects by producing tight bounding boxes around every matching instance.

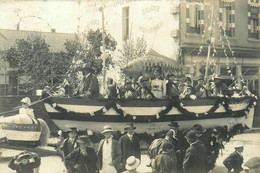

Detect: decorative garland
[47,96,258,121]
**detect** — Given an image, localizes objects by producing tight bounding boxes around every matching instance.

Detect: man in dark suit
[223,141,244,173]
[65,135,98,173]
[195,77,208,98]
[97,125,122,173]
[119,123,141,168]
[60,127,79,159]
[183,130,208,173]
[74,63,99,98]
[166,73,179,99]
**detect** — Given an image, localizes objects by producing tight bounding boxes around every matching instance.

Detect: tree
[64,29,117,75]
[5,33,72,94]
[120,36,147,63]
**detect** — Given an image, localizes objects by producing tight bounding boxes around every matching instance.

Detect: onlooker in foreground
[183,130,207,173]
[153,142,176,173]
[65,135,97,173]
[97,125,122,173]
[59,127,79,159]
[124,156,141,173]
[8,150,41,173]
[119,123,141,168]
[223,141,244,173]
[244,157,260,173]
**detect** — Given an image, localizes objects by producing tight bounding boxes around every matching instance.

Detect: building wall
[0,0,179,58]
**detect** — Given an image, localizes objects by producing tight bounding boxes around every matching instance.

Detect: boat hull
[43,97,257,133]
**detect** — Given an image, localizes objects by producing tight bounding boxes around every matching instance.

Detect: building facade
[179,0,260,93]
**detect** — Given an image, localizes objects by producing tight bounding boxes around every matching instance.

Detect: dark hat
[153,65,162,73]
[101,125,114,134]
[124,122,136,130]
[81,63,94,73]
[193,124,204,132]
[185,130,199,141]
[140,76,149,82]
[67,127,78,133]
[244,157,260,168]
[198,77,204,81]
[77,135,91,144]
[185,77,192,83]
[167,73,175,79]
[168,121,180,128]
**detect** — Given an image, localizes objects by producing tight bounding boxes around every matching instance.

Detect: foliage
[120,36,147,63]
[64,29,117,75]
[5,33,72,93]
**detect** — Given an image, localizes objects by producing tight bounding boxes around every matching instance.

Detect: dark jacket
[60,138,79,157]
[223,151,244,173]
[183,140,207,173]
[76,73,99,98]
[65,147,98,173]
[8,153,41,173]
[166,82,179,99]
[119,134,141,166]
[96,138,123,172]
[153,152,175,173]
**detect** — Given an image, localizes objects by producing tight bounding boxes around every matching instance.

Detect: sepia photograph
[0,0,259,172]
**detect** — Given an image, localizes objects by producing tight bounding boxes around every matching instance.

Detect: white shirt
[19,107,35,118]
[102,137,113,164]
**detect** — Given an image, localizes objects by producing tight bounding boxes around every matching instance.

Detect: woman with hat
[223,141,244,173]
[19,97,35,119]
[119,123,141,169]
[97,125,123,173]
[123,156,141,173]
[8,150,41,173]
[65,135,97,173]
[151,66,166,99]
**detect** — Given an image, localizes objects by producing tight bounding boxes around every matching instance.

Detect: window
[248,7,259,39]
[186,0,204,34]
[220,1,234,37]
[122,7,129,40]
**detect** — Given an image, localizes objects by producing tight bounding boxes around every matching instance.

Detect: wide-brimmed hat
[101,125,114,134]
[198,77,204,81]
[244,157,260,168]
[67,127,78,133]
[167,73,175,79]
[125,156,140,170]
[77,135,91,144]
[124,122,136,130]
[168,121,180,128]
[185,130,199,141]
[21,97,31,105]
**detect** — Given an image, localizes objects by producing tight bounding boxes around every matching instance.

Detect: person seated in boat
[208,80,216,96]
[179,77,196,100]
[195,77,208,99]
[19,97,35,118]
[151,66,166,99]
[240,84,252,97]
[213,76,228,96]
[107,78,122,99]
[135,76,155,100]
[166,73,180,99]
[73,63,99,98]
[121,79,136,99]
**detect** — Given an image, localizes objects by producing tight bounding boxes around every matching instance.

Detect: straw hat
[125,156,140,171]
[233,141,244,149]
[21,97,31,105]
[101,125,114,134]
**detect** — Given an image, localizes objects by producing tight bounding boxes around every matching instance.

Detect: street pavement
[0,132,259,173]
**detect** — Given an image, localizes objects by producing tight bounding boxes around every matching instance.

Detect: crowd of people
[22,121,248,173]
[46,64,253,100]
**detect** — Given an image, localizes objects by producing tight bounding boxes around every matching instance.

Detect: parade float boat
[43,96,257,133]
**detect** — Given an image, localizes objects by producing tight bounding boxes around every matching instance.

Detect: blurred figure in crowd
[8,150,41,173]
[166,73,179,99]
[65,135,98,173]
[97,125,122,173]
[135,76,155,100]
[119,123,141,169]
[223,141,244,173]
[195,77,208,98]
[151,66,166,99]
